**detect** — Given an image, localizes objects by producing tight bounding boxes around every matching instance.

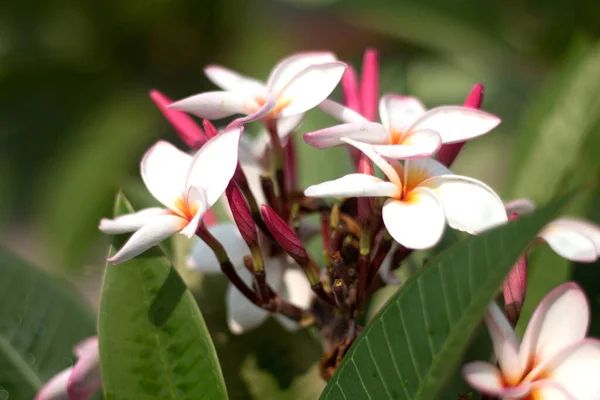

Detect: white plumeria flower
[463,282,600,399]
[99,128,242,264]
[36,337,101,400]
[304,95,500,159]
[169,52,346,123]
[304,138,507,249]
[505,199,600,262]
[187,223,312,334]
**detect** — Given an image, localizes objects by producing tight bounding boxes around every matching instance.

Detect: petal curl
[169,91,257,119]
[303,122,389,149]
[319,99,368,124]
[504,198,536,216]
[267,52,337,93]
[204,64,266,95]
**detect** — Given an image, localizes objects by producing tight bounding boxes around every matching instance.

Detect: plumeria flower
[304,138,507,249]
[36,337,101,400]
[187,223,312,334]
[505,199,600,262]
[99,128,242,264]
[168,52,346,125]
[304,94,500,159]
[463,282,600,399]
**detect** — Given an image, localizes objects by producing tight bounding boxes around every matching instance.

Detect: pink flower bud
[502,212,527,326]
[342,65,361,113]
[202,119,219,139]
[260,204,309,266]
[360,48,379,122]
[226,182,258,248]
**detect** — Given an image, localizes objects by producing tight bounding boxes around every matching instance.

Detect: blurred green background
[2,0,600,398]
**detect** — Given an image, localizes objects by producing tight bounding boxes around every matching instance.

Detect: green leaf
[320,196,567,400]
[98,193,228,400]
[0,249,96,399]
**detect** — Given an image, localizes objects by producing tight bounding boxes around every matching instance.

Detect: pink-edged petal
[276,62,347,118]
[555,218,600,252]
[304,174,400,199]
[419,175,507,234]
[99,207,168,234]
[186,127,242,207]
[520,282,589,371]
[528,381,577,400]
[267,52,337,93]
[538,339,600,400]
[67,339,101,400]
[409,106,501,144]
[187,223,249,273]
[204,64,266,95]
[150,90,206,149]
[341,138,403,187]
[168,91,258,119]
[319,99,368,124]
[140,141,192,212]
[539,225,598,262]
[35,367,72,400]
[382,190,445,250]
[462,361,530,397]
[303,122,388,149]
[107,214,187,264]
[505,198,536,216]
[484,302,523,384]
[379,94,426,132]
[372,129,442,159]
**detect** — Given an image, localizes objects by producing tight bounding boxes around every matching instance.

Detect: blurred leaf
[320,196,566,400]
[98,193,227,400]
[0,248,96,399]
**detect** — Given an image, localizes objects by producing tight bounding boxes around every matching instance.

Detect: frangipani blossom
[36,337,101,400]
[463,282,600,399]
[304,94,500,159]
[304,139,507,249]
[169,52,346,124]
[99,128,242,264]
[187,223,312,334]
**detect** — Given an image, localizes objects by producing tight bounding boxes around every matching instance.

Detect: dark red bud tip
[226,182,258,248]
[509,212,520,221]
[464,83,484,109]
[260,205,309,264]
[202,119,219,139]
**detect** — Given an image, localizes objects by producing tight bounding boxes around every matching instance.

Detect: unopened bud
[202,119,219,139]
[226,182,258,249]
[261,204,309,267]
[503,212,527,326]
[360,48,379,122]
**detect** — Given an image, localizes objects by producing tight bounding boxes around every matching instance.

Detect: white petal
[67,338,101,400]
[107,214,186,264]
[180,187,207,238]
[35,367,72,400]
[520,282,589,371]
[462,362,519,396]
[556,218,600,252]
[303,122,389,148]
[204,64,266,96]
[186,127,242,206]
[98,207,168,234]
[304,174,400,198]
[528,381,575,400]
[140,141,192,212]
[377,242,401,284]
[187,223,249,273]
[319,99,368,124]
[277,113,305,139]
[371,129,442,159]
[484,302,523,384]
[281,266,312,309]
[226,268,271,334]
[405,158,453,186]
[419,175,507,234]
[276,62,346,118]
[168,91,258,119]
[240,162,267,206]
[341,138,403,187]
[267,52,337,93]
[505,198,536,216]
[540,225,598,262]
[409,106,501,144]
[379,95,426,132]
[382,191,445,250]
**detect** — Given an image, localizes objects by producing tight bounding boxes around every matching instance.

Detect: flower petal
[319,99,368,124]
[267,52,337,93]
[341,138,403,187]
[419,175,507,234]
[462,361,529,397]
[99,207,168,234]
[303,122,389,149]
[35,367,72,400]
[379,94,426,132]
[520,282,589,371]
[539,224,598,262]
[504,198,536,216]
[409,106,501,144]
[186,127,242,207]
[204,64,266,95]
[382,190,445,250]
[304,174,400,199]
[276,62,346,118]
[529,381,576,400]
[67,338,101,400]
[281,265,312,309]
[187,223,249,273]
[140,141,192,212]
[168,91,258,119]
[277,113,305,139]
[484,302,523,384]
[372,129,442,159]
[107,214,187,264]
[180,186,208,238]
[377,242,401,285]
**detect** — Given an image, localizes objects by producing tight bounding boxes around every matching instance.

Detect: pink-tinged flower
[168,52,346,124]
[99,128,243,264]
[187,223,312,334]
[304,94,500,159]
[36,337,101,400]
[463,282,600,399]
[304,139,507,249]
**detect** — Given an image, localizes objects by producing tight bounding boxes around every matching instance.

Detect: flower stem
[265,119,289,221]
[358,222,371,302]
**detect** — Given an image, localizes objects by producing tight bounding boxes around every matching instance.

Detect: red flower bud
[226,182,258,248]
[360,48,379,122]
[503,212,527,326]
[260,205,309,266]
[202,119,219,139]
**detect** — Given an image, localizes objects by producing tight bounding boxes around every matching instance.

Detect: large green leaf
[320,196,566,400]
[98,193,228,400]
[0,249,96,399]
